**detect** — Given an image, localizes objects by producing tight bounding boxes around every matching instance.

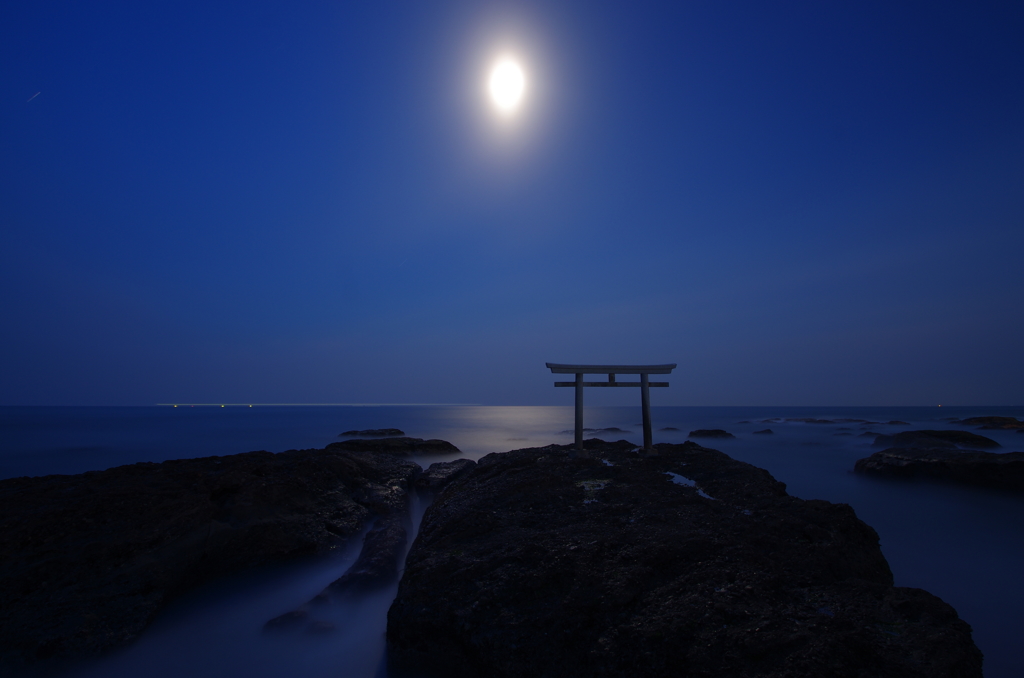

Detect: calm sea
[2,405,1022,678]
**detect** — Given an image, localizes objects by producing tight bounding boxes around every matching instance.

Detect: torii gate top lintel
[546,362,676,451]
[545,363,676,374]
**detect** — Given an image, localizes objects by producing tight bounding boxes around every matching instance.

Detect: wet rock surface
[0,446,420,668]
[387,440,982,678]
[327,437,461,456]
[854,448,1024,492]
[872,430,1000,449]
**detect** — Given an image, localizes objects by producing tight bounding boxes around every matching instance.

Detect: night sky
[2,1,1022,406]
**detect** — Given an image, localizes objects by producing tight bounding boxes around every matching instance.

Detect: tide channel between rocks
[0,437,469,673]
[386,440,982,678]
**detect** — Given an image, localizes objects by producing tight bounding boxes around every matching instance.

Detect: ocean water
[2,405,1023,677]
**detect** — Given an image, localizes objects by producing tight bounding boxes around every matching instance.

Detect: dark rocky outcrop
[341,428,406,437]
[387,441,981,678]
[415,459,477,492]
[0,447,420,669]
[872,430,1000,449]
[659,427,681,431]
[956,416,1024,430]
[854,448,1024,492]
[327,437,461,456]
[753,428,774,435]
[688,429,735,439]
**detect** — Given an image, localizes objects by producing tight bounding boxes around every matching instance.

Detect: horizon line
[155,403,484,407]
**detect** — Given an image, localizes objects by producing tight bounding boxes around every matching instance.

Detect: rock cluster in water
[952,416,1024,430]
[871,430,1000,449]
[387,440,982,678]
[854,428,1023,492]
[856,449,1024,492]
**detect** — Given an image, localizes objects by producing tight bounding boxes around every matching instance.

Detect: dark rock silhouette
[659,426,681,431]
[872,430,1000,449]
[327,437,460,456]
[0,446,421,668]
[855,448,1024,492]
[688,429,735,439]
[341,428,406,437]
[753,428,774,435]
[387,441,982,678]
[957,416,1024,430]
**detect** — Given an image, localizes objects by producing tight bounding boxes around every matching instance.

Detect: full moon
[488,58,526,114]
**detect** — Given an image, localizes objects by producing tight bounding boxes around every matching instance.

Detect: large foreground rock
[0,447,420,669]
[855,448,1024,492]
[387,440,981,678]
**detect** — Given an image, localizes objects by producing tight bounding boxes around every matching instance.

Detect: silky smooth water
[2,406,1022,677]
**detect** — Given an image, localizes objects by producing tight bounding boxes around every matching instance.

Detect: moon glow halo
[488,58,526,114]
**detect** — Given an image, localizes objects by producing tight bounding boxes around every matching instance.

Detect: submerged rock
[688,428,735,439]
[753,428,774,435]
[872,430,1000,449]
[341,428,406,437]
[387,441,981,678]
[0,446,421,668]
[327,437,461,456]
[854,448,1024,492]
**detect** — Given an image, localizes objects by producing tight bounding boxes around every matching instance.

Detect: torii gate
[546,363,677,451]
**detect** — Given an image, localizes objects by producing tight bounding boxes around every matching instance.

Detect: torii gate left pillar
[546,363,677,451]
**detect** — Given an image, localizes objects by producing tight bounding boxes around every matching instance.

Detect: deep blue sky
[2,0,1022,406]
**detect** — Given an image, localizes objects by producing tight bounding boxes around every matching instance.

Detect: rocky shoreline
[1,436,986,677]
[0,437,457,670]
[387,440,982,677]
